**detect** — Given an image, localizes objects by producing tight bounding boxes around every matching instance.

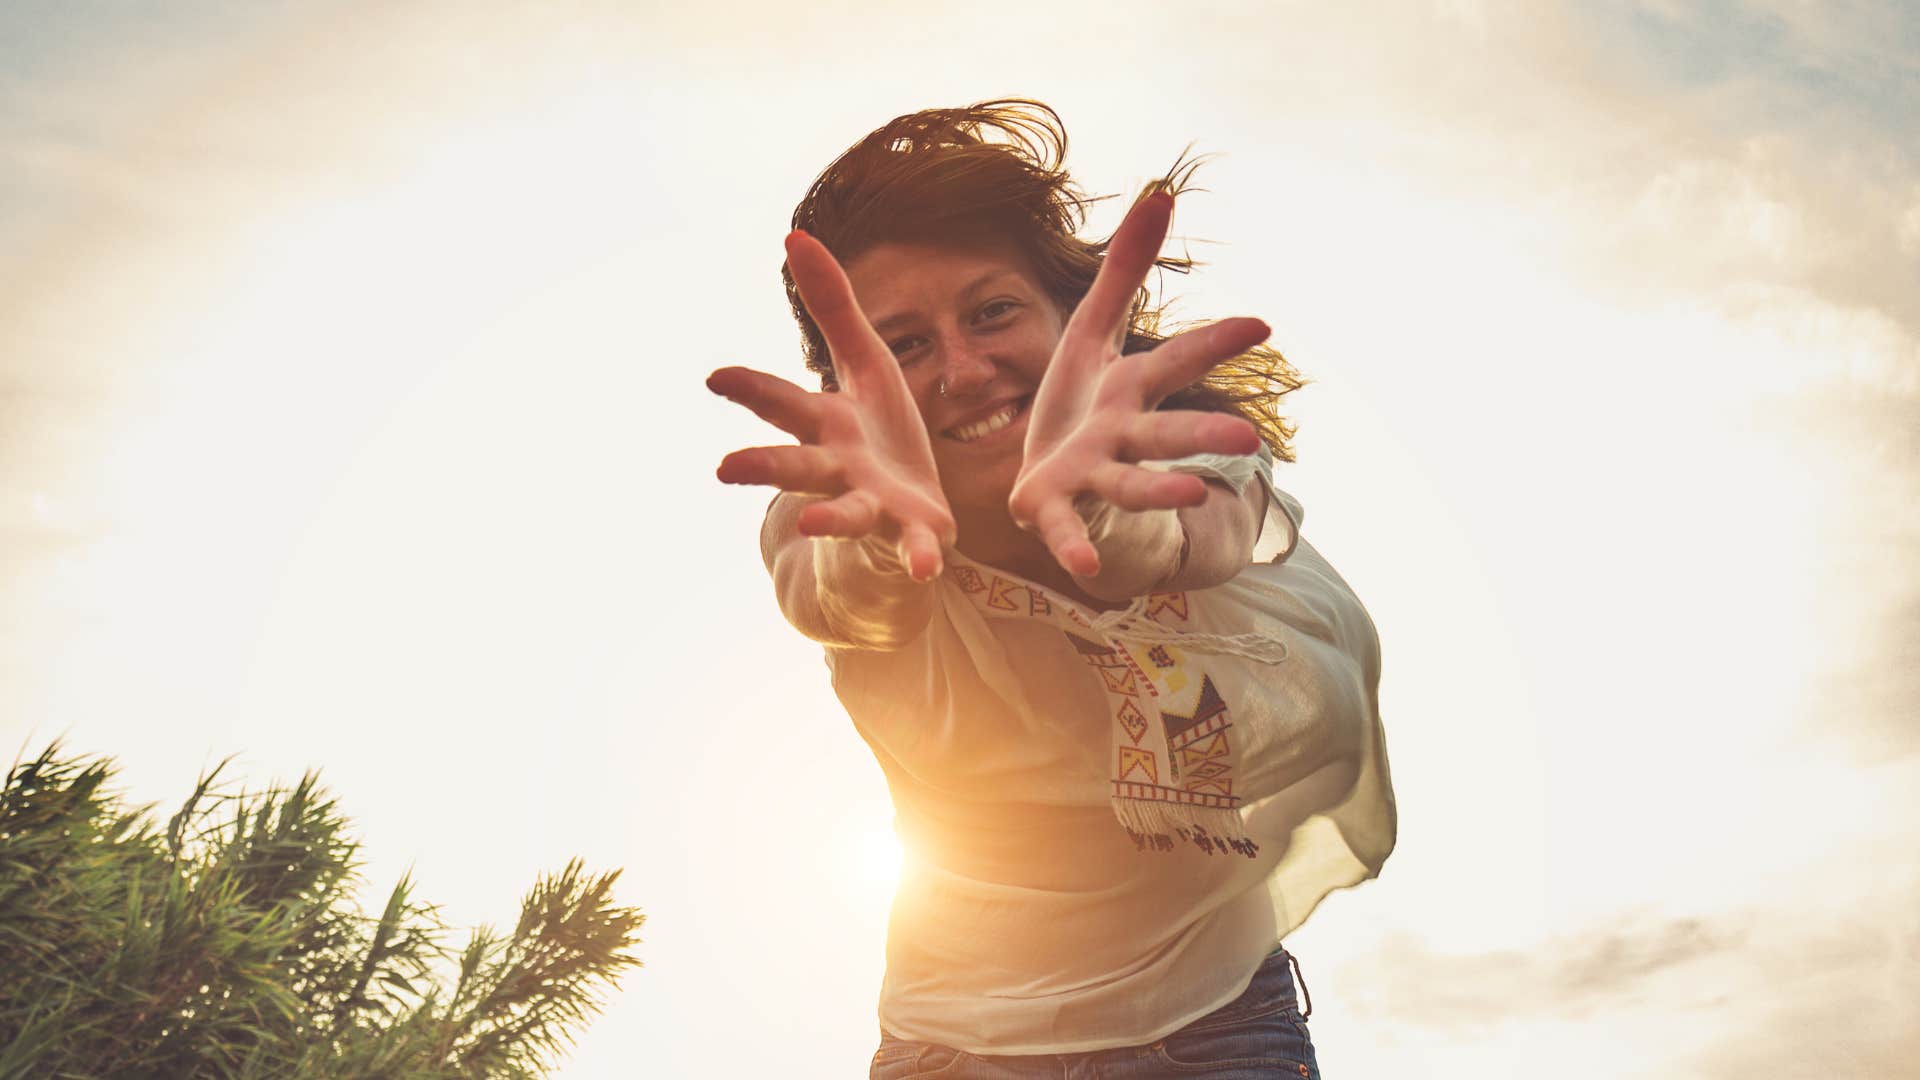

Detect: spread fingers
[1090,462,1209,512]
[707,366,821,442]
[898,521,946,583]
[1121,410,1261,463]
[1137,317,1272,404]
[796,490,881,538]
[1065,191,1174,353]
[784,230,897,401]
[715,445,844,494]
[1032,497,1101,578]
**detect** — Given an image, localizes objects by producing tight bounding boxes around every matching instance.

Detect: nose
[936,337,997,398]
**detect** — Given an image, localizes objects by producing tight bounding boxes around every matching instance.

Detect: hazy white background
[3,2,1915,1076]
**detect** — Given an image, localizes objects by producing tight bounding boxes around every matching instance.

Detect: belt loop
[1287,950,1312,1020]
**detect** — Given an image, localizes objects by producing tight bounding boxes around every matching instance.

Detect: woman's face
[841,236,1067,527]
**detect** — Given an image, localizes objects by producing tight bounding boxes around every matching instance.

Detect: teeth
[948,400,1022,443]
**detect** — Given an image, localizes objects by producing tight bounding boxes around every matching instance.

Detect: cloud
[1313,3,1920,769]
[1183,4,1920,356]
[1342,888,1920,1074]
[1770,378,1920,760]
[1451,3,1920,769]
[1688,901,1920,1078]
[1512,3,1920,346]
[1346,914,1746,1032]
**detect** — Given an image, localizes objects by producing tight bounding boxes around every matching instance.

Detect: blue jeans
[869,946,1320,1079]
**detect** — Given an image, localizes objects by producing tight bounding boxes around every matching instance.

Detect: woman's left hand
[1009,190,1272,578]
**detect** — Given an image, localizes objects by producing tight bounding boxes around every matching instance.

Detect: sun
[852,822,905,898]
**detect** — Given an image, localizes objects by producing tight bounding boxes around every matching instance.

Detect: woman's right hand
[706,229,957,583]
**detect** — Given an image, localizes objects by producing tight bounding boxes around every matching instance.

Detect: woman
[709,100,1393,1078]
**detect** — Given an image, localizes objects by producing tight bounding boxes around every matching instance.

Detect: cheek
[1018,323,1063,380]
[902,369,942,420]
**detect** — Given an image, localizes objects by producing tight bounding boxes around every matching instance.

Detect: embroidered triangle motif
[987,577,1021,611]
[1178,731,1232,767]
[1099,665,1140,696]
[1145,591,1189,622]
[1118,746,1158,784]
[1159,675,1228,742]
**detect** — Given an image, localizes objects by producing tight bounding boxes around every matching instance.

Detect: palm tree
[0,742,644,1079]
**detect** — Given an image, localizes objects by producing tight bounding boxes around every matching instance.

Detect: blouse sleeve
[1144,447,1301,565]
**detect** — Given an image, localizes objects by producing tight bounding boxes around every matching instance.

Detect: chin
[939,457,1019,520]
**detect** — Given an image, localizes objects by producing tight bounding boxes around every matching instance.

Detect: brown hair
[784,98,1306,462]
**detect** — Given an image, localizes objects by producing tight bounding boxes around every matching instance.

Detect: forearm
[763,494,937,650]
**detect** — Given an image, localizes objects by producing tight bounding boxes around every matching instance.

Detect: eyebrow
[870,271,1023,336]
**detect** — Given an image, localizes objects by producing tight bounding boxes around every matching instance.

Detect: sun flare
[852,823,905,898]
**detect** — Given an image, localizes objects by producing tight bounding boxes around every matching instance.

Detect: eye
[887,335,928,361]
[976,298,1021,323]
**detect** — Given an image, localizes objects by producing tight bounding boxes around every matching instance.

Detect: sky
[2,1,1916,1077]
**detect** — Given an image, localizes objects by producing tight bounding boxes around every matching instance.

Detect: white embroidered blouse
[821,450,1394,1054]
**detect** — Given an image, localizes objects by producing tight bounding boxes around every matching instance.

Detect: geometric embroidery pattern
[1145,591,1190,623]
[944,559,1253,858]
[1185,775,1233,796]
[1110,780,1237,809]
[1099,665,1140,697]
[1159,675,1229,744]
[987,576,1021,611]
[1178,730,1232,768]
[1065,631,1113,656]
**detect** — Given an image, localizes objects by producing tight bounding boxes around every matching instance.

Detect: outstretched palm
[1010,191,1270,578]
[707,230,955,582]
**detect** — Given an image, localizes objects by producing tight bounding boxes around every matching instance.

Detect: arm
[761,492,937,650]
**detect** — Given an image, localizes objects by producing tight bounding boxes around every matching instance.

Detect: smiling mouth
[943,397,1030,443]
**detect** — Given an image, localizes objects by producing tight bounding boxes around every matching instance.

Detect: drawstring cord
[1086,594,1291,665]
